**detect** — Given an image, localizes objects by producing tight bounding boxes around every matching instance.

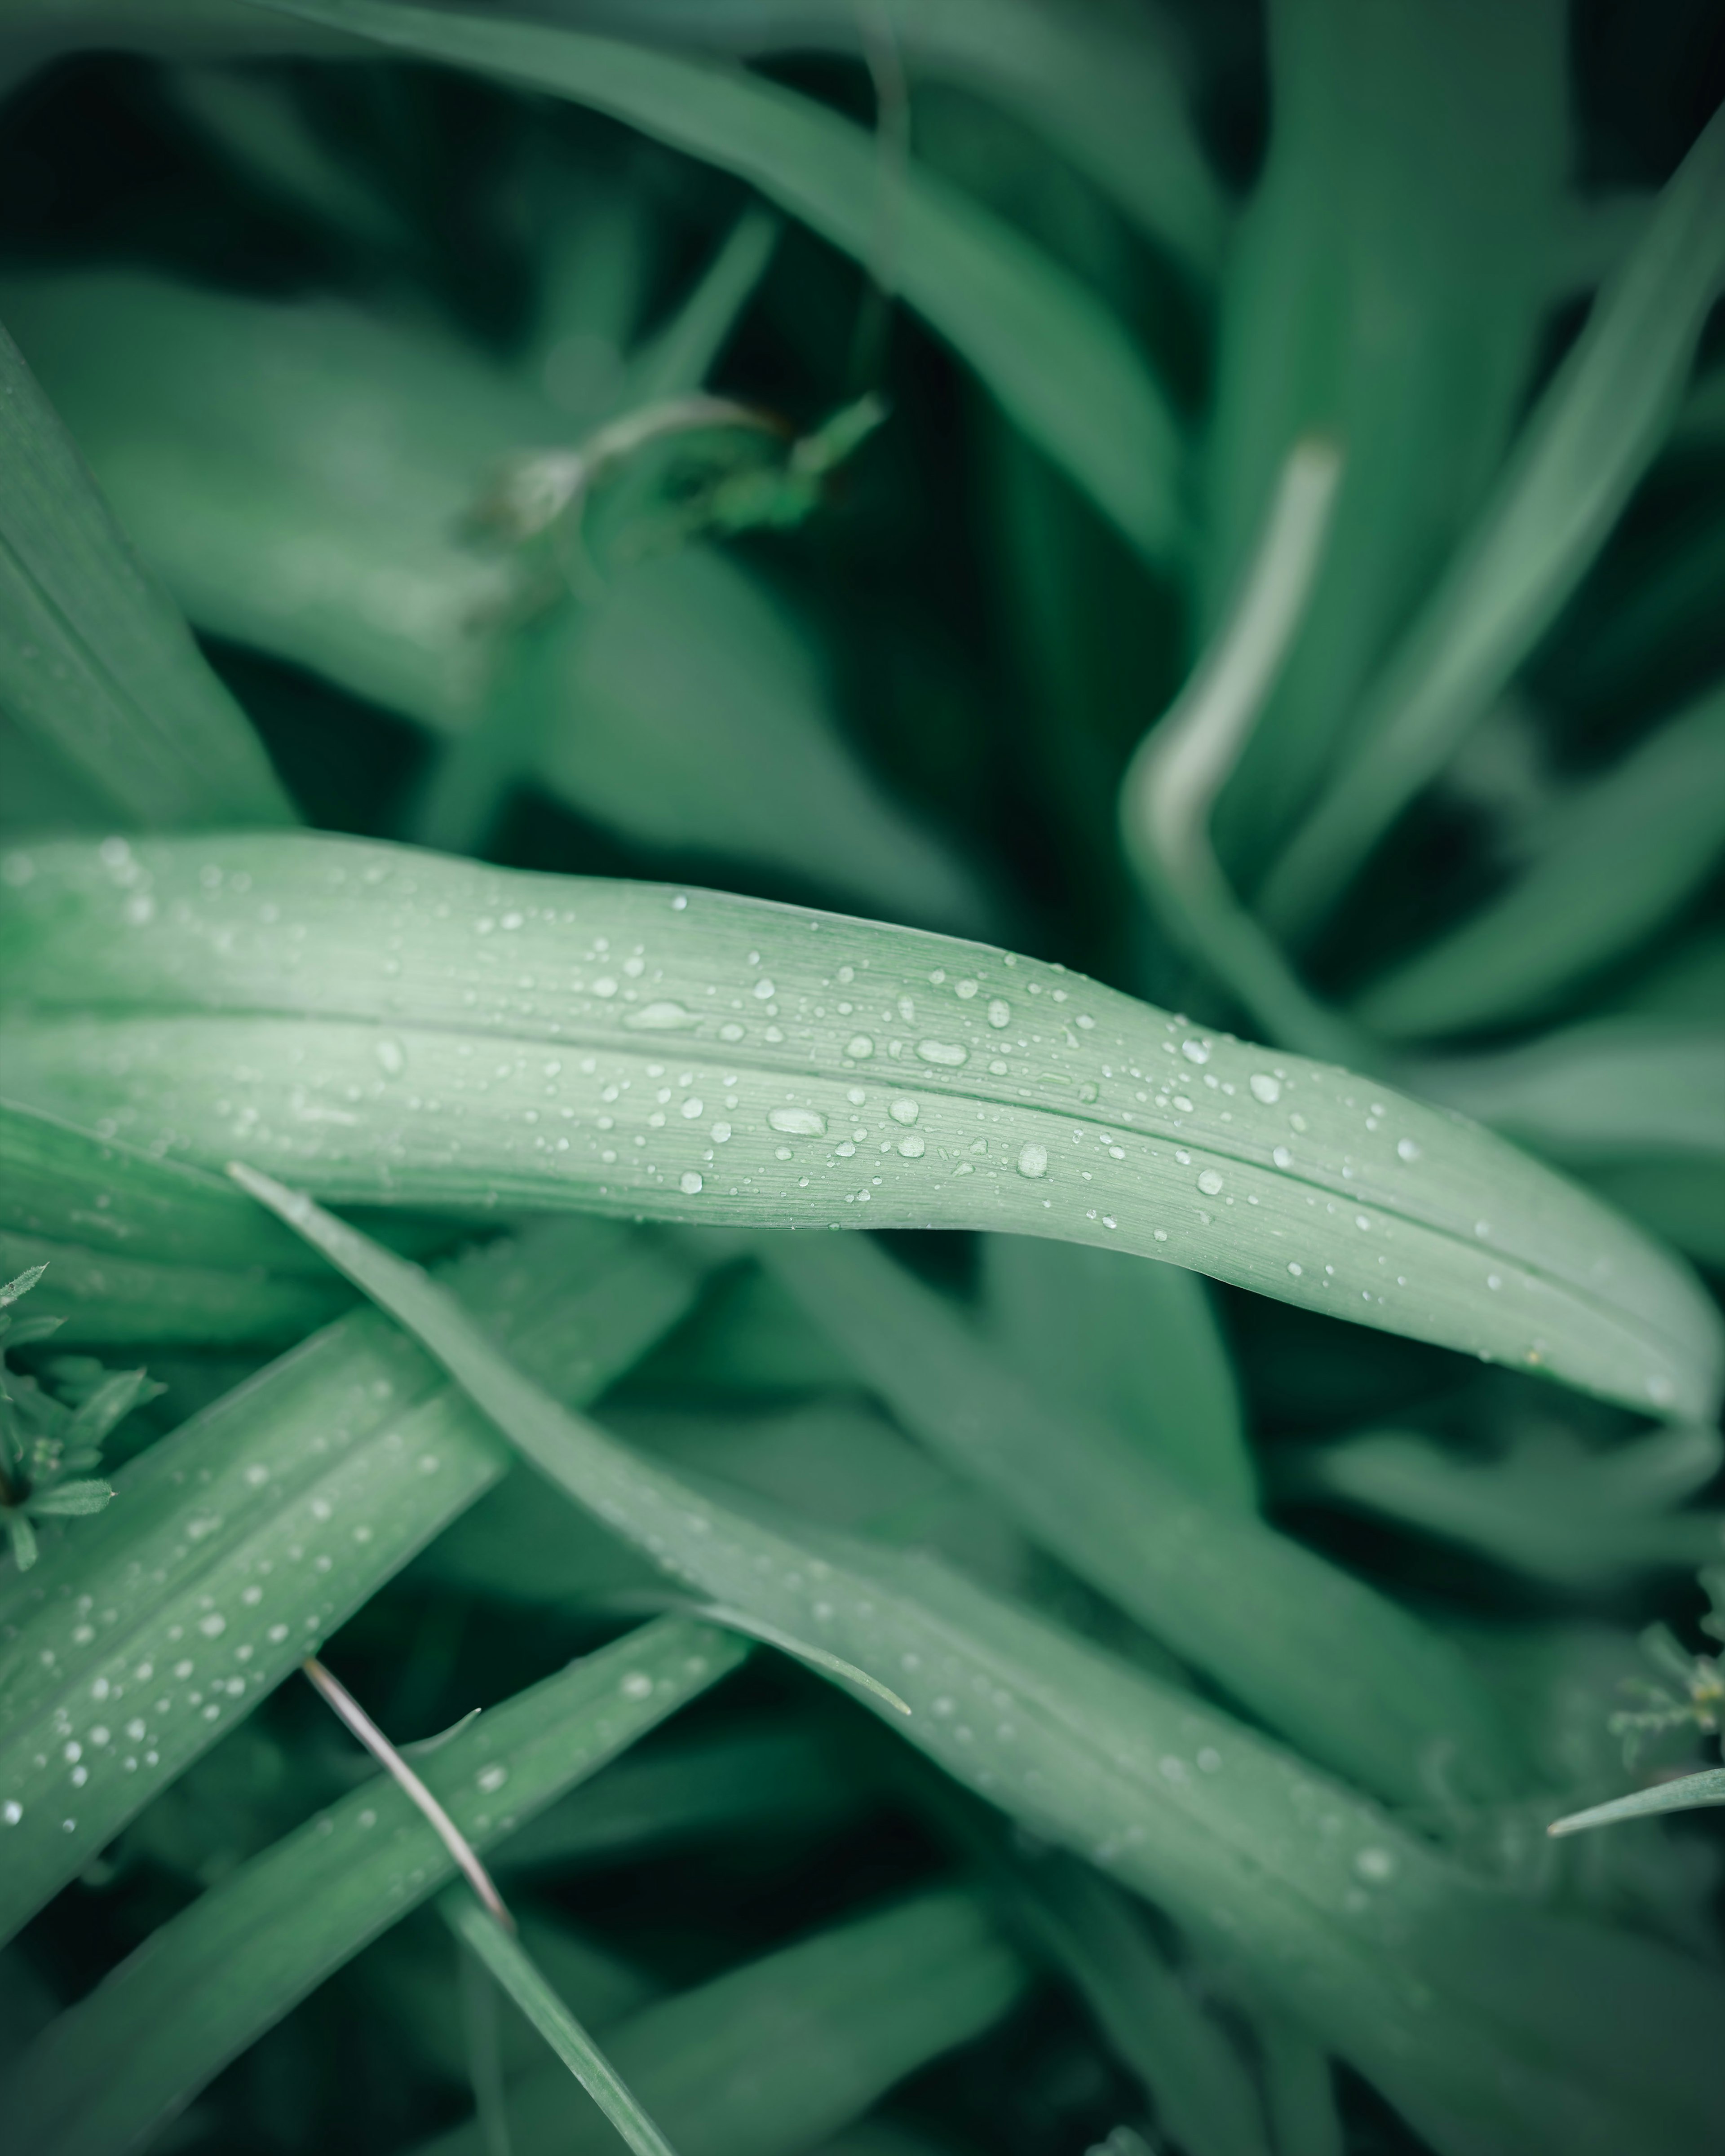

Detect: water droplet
[845,1034,874,1058]
[680,1097,704,1119]
[898,1133,926,1158]
[620,1670,655,1700]
[752,978,776,1001]
[680,1171,703,1195]
[1181,1039,1210,1065]
[711,1122,732,1143]
[375,1038,406,1076]
[889,1098,919,1125]
[955,980,978,999]
[592,977,618,998]
[986,999,1011,1028]
[624,1000,699,1030]
[1272,1146,1293,1168]
[477,1764,508,1792]
[916,1039,969,1067]
[1197,1169,1224,1197]
[2,1800,20,1825]
[1017,1143,1048,1179]
[767,1107,827,1137]
[1287,1262,1303,1277]
[1354,1846,1396,1882]
[1397,1137,1421,1162]
[1249,1072,1281,1104]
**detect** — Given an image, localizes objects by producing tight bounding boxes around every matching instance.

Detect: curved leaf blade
[0,832,1716,1417]
[222,1175,1725,2156]
[1549,1767,1725,1838]
[247,0,1187,563]
[0,320,295,829]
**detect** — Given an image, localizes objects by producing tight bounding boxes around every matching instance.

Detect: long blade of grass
[246,0,1188,564]
[761,1228,1524,1804]
[5,1618,744,2156]
[0,1093,347,1343]
[528,0,1229,274]
[226,1172,1725,2156]
[0,320,295,829]
[1263,98,1725,941]
[1548,1767,1725,1838]
[440,1891,680,2156]
[1357,679,1725,1038]
[416,1891,1028,2156]
[1,832,1715,1418]
[0,1216,709,1943]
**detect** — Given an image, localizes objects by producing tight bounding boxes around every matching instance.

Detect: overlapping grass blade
[0,1217,709,1942]
[439,1890,680,2156]
[1359,679,1725,1038]
[0,1094,347,1343]
[762,1229,1522,1804]
[226,1174,1725,2156]
[1263,98,1725,940]
[5,1618,743,2156]
[978,1233,1254,1511]
[0,322,295,830]
[536,0,1228,274]
[1,831,1716,1417]
[248,0,1188,564]
[415,1891,1028,2156]
[1199,0,1568,870]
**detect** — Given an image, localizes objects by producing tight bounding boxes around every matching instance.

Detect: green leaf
[1007,1852,1274,2156]
[978,1234,1254,1511]
[416,1891,1029,2156]
[761,1229,1522,1804]
[247,0,1188,564]
[441,1891,680,2156]
[1418,1020,1725,1168]
[0,1215,709,1944]
[3,271,987,933]
[1358,680,1725,1038]
[1263,97,1725,939]
[1200,0,1569,872]
[0,1093,349,1344]
[1548,1767,1725,1838]
[0,318,295,830]
[5,1618,744,2156]
[225,1172,1725,2156]
[1,831,1716,1418]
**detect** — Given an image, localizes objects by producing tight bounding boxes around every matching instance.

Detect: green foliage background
[1,4,1723,2153]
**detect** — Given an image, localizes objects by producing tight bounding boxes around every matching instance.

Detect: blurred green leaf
[6,1618,743,2156]
[2,832,1715,1417]
[1359,680,1725,1038]
[417,1891,1028,2156]
[251,0,1189,564]
[1203,0,1570,872]
[1265,97,1725,939]
[0,322,296,830]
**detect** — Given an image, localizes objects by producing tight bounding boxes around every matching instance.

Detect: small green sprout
[0,1265,159,1570]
